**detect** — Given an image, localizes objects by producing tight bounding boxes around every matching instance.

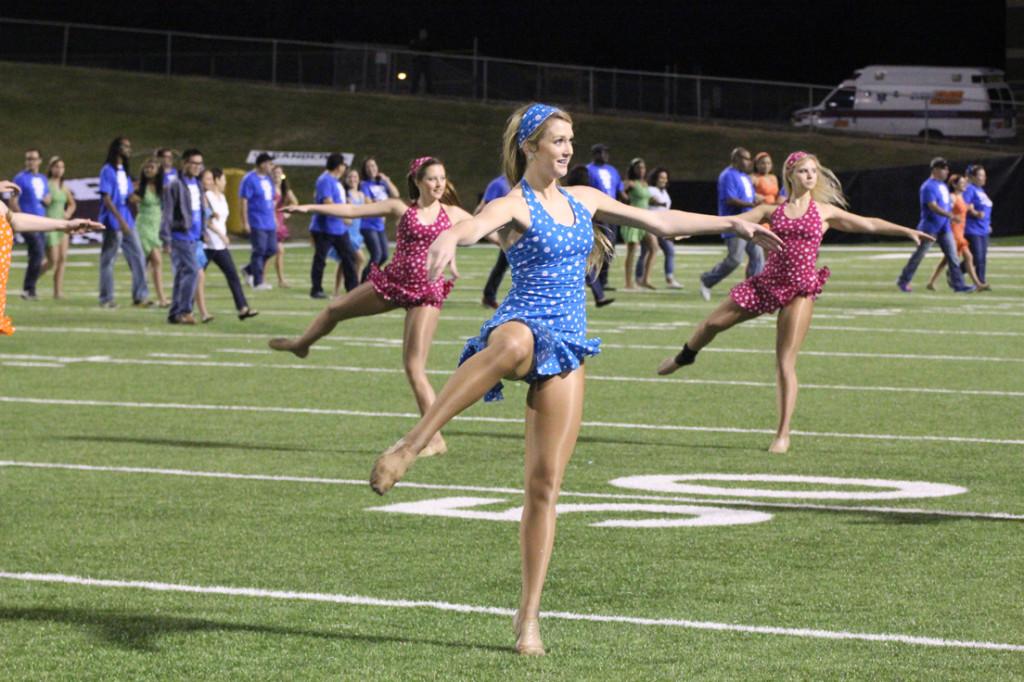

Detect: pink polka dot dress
[729,199,830,314]
[367,204,454,309]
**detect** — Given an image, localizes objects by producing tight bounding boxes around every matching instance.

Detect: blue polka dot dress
[459,179,600,402]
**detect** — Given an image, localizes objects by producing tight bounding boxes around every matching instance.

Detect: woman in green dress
[131,157,169,307]
[44,156,76,299]
[621,158,658,290]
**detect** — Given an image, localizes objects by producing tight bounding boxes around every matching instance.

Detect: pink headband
[409,156,434,175]
[784,151,809,172]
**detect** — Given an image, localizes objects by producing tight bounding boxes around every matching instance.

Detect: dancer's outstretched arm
[5,209,101,234]
[819,207,935,245]
[568,185,784,249]
[284,198,407,220]
[428,193,530,280]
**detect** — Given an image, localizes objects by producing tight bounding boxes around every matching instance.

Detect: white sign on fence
[245,151,355,167]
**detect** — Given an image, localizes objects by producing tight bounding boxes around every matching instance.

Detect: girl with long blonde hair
[658,151,934,454]
[367,103,782,656]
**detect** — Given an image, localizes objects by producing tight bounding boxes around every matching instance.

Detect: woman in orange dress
[752,152,781,206]
[926,174,988,291]
[1,180,101,334]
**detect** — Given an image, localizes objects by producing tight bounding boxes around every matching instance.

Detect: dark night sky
[2,0,1007,85]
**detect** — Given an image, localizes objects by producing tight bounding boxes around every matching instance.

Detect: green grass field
[1,242,1023,680]
[3,59,1019,207]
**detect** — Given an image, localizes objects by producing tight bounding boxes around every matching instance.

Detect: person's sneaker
[133,299,155,308]
[665,277,683,290]
[310,291,327,299]
[699,281,712,301]
[238,308,259,320]
[595,297,615,308]
[177,313,197,325]
[897,281,912,293]
[20,291,38,301]
[242,269,254,287]
[954,285,977,294]
[99,301,118,309]
[255,283,273,291]
[481,296,499,309]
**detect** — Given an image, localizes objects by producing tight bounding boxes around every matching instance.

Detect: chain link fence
[0,17,836,125]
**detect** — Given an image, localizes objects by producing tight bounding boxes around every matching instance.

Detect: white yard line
[2,460,1020,522]
[2,353,1021,398]
[0,571,1020,652]
[13,327,1024,363]
[1,395,1021,446]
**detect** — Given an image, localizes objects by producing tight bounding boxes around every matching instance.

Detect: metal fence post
[61,24,70,67]
[165,32,172,76]
[588,69,595,113]
[271,40,278,85]
[924,97,930,143]
[695,77,701,120]
[482,59,488,102]
[611,69,617,110]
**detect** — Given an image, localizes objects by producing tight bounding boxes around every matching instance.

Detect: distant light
[397,72,408,81]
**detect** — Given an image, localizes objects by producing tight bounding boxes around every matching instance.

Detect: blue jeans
[636,236,676,279]
[360,228,389,281]
[701,236,764,288]
[965,233,989,283]
[243,229,277,286]
[311,231,358,294]
[99,229,149,304]
[899,229,968,290]
[169,239,199,318]
[20,231,45,295]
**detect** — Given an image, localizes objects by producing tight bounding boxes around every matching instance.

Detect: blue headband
[516,103,560,146]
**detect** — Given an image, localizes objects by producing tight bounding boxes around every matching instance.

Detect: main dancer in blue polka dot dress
[368,104,783,656]
[658,152,933,455]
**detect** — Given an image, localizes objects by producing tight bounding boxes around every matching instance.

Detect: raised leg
[269,281,394,357]
[370,321,535,495]
[770,296,814,453]
[658,298,759,375]
[516,366,586,656]
[402,305,446,457]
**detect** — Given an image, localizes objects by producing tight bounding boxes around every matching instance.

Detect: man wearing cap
[698,147,763,301]
[586,143,625,290]
[897,157,975,293]
[240,152,278,290]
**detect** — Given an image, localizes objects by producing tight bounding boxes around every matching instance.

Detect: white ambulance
[792,65,1016,139]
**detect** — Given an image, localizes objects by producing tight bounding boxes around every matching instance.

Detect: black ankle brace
[674,344,698,367]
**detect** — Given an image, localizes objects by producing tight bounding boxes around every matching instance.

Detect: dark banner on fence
[669,155,1023,242]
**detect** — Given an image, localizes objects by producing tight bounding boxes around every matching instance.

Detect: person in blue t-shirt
[358,157,400,281]
[962,164,994,285]
[698,147,764,300]
[11,148,51,300]
[158,148,179,186]
[897,157,974,293]
[478,174,512,308]
[97,137,151,308]
[160,148,208,324]
[585,143,624,289]
[239,152,278,289]
[309,153,359,298]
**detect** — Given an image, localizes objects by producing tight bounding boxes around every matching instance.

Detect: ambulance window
[988,88,1013,113]
[825,88,855,109]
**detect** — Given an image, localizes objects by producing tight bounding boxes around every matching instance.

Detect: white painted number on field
[609,474,967,501]
[367,496,772,528]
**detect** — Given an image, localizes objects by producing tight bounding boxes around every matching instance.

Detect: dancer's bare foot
[978,282,991,291]
[419,432,447,458]
[657,356,682,375]
[925,282,936,291]
[514,612,545,656]
[768,436,790,454]
[370,439,419,495]
[268,337,309,358]
[640,281,656,290]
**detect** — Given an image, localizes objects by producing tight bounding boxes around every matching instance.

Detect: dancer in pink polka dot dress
[269,157,474,457]
[659,152,934,454]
